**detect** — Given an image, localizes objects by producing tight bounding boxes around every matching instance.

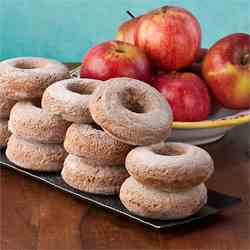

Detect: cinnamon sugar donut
[6,135,67,171]
[89,77,173,145]
[42,78,103,123]
[64,123,132,165]
[120,177,207,220]
[0,57,70,100]
[125,142,214,190]
[0,95,16,119]
[62,154,129,195]
[0,119,11,148]
[9,101,70,144]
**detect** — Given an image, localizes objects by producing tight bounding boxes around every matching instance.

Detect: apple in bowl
[80,40,151,82]
[202,33,250,109]
[116,16,141,45]
[135,6,201,71]
[152,72,211,122]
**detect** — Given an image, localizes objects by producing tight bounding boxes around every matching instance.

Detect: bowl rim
[173,112,250,129]
[70,66,250,129]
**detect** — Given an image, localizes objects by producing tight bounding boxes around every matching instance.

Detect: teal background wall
[1,0,249,62]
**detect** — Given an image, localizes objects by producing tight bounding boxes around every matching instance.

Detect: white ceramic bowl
[71,66,250,145]
[170,108,250,145]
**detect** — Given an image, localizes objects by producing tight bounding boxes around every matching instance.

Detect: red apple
[202,33,250,109]
[80,40,151,82]
[152,72,211,122]
[135,6,201,71]
[116,16,141,45]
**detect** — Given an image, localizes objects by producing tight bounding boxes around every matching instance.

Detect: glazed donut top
[42,78,103,123]
[125,142,214,190]
[43,78,103,103]
[0,57,70,100]
[0,57,68,75]
[89,77,173,145]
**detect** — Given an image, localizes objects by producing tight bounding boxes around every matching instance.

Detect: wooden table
[1,64,249,250]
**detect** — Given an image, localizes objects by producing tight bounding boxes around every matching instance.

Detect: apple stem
[126,10,135,19]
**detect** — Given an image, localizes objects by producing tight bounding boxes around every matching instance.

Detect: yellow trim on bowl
[70,66,81,76]
[173,113,250,129]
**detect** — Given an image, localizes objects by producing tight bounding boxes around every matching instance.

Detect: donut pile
[0,57,70,170]
[1,58,215,220]
[63,77,173,194]
[41,78,130,194]
[120,142,214,220]
[7,102,69,171]
[62,123,133,194]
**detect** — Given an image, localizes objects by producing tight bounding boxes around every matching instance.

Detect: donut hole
[14,60,46,69]
[32,99,42,109]
[119,87,151,114]
[67,83,95,95]
[90,123,104,131]
[153,145,185,156]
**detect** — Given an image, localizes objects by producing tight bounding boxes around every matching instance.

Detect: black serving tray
[0,149,240,229]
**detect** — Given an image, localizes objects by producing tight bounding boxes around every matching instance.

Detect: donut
[89,77,173,145]
[0,95,16,119]
[0,57,70,100]
[125,142,214,190]
[6,135,67,171]
[9,101,70,144]
[120,177,207,220]
[64,123,133,166]
[42,78,103,123]
[62,154,129,195]
[0,119,11,148]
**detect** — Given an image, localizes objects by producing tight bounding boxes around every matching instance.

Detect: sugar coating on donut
[62,154,129,195]
[125,142,214,190]
[42,78,103,123]
[0,119,11,147]
[89,77,173,146]
[6,135,67,171]
[0,95,16,119]
[64,123,133,166]
[120,177,207,220]
[9,101,70,144]
[0,57,70,100]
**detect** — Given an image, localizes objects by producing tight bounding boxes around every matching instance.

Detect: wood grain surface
[0,64,249,250]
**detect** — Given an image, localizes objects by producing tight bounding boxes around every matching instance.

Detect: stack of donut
[40,78,131,194]
[120,142,214,220]
[0,57,70,171]
[83,76,212,219]
[1,57,215,220]
[62,123,132,194]
[61,77,173,195]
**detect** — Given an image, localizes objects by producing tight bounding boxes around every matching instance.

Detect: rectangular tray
[0,149,240,229]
